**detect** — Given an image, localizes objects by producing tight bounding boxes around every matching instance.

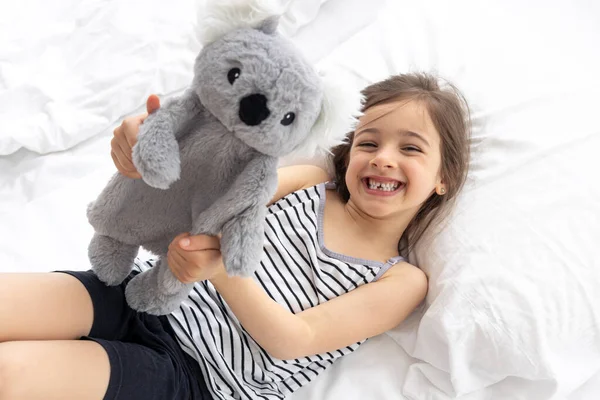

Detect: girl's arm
[170,164,420,359]
[209,262,427,360]
[268,164,330,205]
[169,225,427,360]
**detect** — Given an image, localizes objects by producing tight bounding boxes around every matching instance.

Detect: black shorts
[55,269,212,400]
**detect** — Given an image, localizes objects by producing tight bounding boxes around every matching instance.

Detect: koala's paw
[124,260,192,315]
[221,223,262,277]
[132,125,181,190]
[89,234,137,286]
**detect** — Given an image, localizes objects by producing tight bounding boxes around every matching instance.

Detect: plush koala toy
[86,0,361,315]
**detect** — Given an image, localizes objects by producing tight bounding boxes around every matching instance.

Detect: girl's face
[345,99,445,219]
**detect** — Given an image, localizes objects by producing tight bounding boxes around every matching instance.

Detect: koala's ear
[291,71,364,158]
[256,16,279,35]
[197,0,283,45]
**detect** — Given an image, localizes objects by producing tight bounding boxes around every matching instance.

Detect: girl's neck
[324,190,414,261]
[344,201,409,252]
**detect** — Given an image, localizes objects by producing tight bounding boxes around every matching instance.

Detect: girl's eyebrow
[400,130,430,147]
[354,127,379,138]
[355,127,430,147]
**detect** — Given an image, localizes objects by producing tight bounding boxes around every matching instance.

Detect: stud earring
[439,187,446,195]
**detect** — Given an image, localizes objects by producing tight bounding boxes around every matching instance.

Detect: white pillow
[393,98,600,397]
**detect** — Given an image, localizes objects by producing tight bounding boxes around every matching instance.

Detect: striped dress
[134,182,404,400]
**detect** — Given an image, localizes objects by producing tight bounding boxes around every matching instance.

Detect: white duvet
[1,0,600,399]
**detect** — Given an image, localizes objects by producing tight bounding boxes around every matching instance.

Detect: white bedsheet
[2,0,600,399]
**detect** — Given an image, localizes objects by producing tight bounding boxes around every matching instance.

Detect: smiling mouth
[364,178,405,193]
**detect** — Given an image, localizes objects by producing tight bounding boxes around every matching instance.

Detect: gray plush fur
[87,18,328,315]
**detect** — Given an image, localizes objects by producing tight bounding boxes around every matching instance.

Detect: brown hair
[331,72,471,255]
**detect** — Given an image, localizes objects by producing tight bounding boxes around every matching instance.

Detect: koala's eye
[280,112,296,126]
[227,68,241,85]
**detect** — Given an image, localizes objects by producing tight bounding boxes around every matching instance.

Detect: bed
[1,0,599,398]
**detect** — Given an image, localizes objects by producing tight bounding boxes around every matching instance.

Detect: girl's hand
[111,94,161,179]
[167,233,226,284]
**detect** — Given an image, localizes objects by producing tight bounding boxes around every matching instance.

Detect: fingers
[170,233,191,251]
[168,243,223,284]
[111,136,136,171]
[111,115,146,178]
[167,248,193,283]
[178,234,221,251]
[112,95,160,177]
[170,232,220,252]
[146,94,161,115]
[120,116,144,148]
[167,233,221,284]
[112,94,159,177]
[110,150,138,179]
[110,137,141,179]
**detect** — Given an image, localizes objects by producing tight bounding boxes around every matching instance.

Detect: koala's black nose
[239,94,270,126]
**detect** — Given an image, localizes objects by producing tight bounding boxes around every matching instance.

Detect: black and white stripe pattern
[135,183,403,399]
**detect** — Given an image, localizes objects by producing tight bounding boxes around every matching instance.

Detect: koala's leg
[221,205,266,277]
[89,233,138,286]
[124,257,193,315]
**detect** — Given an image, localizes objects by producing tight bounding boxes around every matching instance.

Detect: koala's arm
[146,88,204,139]
[192,155,279,236]
[133,89,203,189]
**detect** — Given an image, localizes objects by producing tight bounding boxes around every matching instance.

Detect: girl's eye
[403,146,422,153]
[357,142,377,148]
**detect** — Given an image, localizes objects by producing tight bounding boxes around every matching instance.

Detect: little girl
[0,72,470,400]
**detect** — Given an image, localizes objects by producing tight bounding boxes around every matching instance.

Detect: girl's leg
[0,273,94,342]
[0,340,110,400]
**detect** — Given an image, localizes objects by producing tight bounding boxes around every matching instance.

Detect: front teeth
[367,178,399,192]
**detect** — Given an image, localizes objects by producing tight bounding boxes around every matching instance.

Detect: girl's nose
[370,149,397,169]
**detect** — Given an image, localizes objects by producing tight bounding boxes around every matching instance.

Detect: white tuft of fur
[289,70,364,159]
[196,0,283,45]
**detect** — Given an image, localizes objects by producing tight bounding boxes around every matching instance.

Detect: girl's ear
[289,70,363,159]
[435,170,446,195]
